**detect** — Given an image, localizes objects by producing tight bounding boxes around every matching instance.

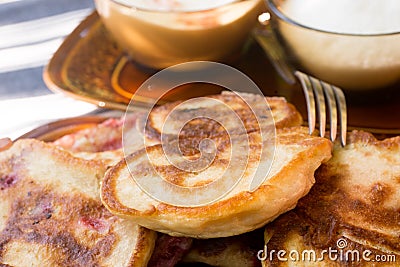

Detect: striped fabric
[0,0,94,99]
[0,0,98,139]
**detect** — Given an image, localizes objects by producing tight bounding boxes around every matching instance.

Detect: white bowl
[265,0,400,90]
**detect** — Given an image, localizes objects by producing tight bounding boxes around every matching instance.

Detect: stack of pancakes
[1,92,398,266]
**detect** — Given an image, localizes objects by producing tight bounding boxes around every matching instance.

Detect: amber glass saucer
[44,12,400,134]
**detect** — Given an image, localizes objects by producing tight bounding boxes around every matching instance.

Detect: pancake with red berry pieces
[0,139,156,267]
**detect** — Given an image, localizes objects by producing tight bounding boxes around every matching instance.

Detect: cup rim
[108,0,242,14]
[266,0,400,37]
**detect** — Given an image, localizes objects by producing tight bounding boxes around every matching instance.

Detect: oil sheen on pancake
[262,131,400,266]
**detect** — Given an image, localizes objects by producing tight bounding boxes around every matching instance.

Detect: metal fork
[294,71,347,146]
[253,14,347,146]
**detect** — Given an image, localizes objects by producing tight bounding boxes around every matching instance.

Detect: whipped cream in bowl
[265,0,400,90]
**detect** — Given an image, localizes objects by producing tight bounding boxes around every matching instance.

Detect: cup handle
[252,14,296,85]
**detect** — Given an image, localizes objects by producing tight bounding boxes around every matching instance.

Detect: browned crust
[347,130,400,149]
[266,97,303,129]
[263,130,400,265]
[128,227,157,267]
[103,133,330,216]
[0,139,156,266]
[101,127,332,237]
[144,93,303,143]
[145,100,182,142]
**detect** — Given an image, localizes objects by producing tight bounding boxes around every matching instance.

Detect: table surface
[0,0,99,139]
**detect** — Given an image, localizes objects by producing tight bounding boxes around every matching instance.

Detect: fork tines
[294,71,347,146]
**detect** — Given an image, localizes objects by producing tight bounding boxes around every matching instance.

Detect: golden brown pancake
[262,131,400,266]
[0,139,156,267]
[101,126,332,238]
[139,91,303,144]
[101,93,330,238]
[54,92,303,156]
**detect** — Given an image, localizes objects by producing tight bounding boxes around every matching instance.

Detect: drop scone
[54,92,303,151]
[101,93,332,238]
[139,91,303,144]
[0,139,156,267]
[262,131,400,266]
